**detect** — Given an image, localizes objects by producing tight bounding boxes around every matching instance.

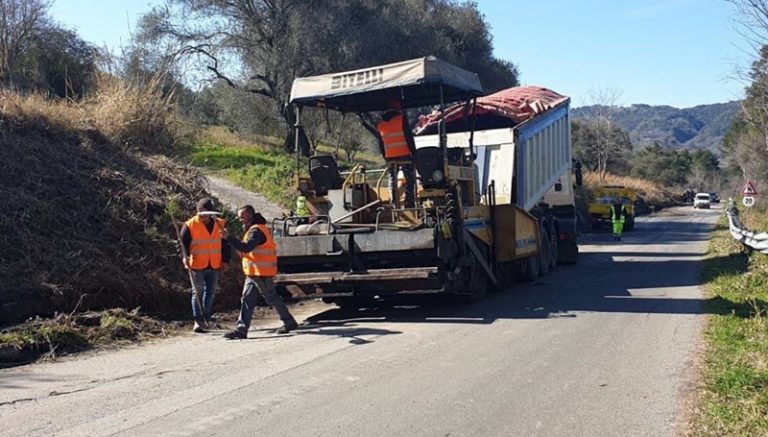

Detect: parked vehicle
[272,57,577,306]
[709,192,720,203]
[694,193,711,209]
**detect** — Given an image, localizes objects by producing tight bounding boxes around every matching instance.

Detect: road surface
[0,205,721,437]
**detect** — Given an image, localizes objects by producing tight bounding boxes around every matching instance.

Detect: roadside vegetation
[583,171,678,210]
[691,207,768,436]
[0,309,181,367]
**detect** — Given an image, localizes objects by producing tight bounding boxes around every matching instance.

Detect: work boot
[193,321,206,333]
[274,320,299,334]
[223,329,247,340]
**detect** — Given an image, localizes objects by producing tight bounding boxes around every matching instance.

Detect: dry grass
[0,88,83,131]
[583,171,678,207]
[88,73,182,152]
[1,72,181,152]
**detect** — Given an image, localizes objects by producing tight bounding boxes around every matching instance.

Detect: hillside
[572,101,740,151]
[0,84,241,326]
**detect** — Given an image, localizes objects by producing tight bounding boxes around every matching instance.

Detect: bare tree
[0,0,51,85]
[722,1,768,191]
[581,87,625,180]
[728,0,768,47]
[727,1,768,150]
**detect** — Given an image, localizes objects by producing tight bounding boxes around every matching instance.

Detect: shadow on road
[227,325,402,345]
[582,219,715,245]
[301,219,760,330]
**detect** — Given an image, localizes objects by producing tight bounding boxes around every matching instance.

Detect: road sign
[743,196,756,208]
[743,180,758,196]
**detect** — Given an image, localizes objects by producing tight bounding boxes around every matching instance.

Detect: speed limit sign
[743,196,756,208]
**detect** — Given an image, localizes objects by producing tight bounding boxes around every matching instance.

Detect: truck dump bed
[414,86,572,212]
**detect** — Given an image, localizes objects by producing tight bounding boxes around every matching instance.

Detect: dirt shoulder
[204,174,286,220]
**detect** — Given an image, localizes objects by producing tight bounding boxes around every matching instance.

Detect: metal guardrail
[726,199,768,254]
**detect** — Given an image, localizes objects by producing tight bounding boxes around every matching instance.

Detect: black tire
[518,255,540,282]
[491,262,515,292]
[558,239,579,264]
[454,255,488,304]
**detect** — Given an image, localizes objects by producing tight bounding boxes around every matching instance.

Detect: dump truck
[413,86,580,267]
[272,56,577,306]
[588,185,636,231]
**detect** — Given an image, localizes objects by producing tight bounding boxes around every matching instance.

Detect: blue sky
[51,0,748,108]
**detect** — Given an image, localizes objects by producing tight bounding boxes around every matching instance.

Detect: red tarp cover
[415,85,569,134]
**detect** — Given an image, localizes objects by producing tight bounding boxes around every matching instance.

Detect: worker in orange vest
[220,205,298,339]
[180,198,230,333]
[377,99,417,208]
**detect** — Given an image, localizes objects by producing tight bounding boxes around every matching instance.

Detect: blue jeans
[191,268,219,319]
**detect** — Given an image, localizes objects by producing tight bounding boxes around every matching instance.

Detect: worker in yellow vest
[294,194,311,225]
[220,205,298,339]
[377,99,417,208]
[180,198,230,333]
[611,199,627,241]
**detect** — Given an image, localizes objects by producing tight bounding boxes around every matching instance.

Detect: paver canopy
[289,56,483,112]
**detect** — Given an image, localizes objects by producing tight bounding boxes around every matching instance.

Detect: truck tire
[558,239,579,264]
[491,262,515,292]
[454,255,488,304]
[518,255,539,282]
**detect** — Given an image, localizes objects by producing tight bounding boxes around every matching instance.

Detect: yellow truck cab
[588,186,636,231]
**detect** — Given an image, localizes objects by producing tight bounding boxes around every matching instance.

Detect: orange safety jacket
[185,216,226,270]
[241,223,278,277]
[377,113,412,159]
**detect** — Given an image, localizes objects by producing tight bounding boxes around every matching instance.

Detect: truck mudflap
[274,267,443,298]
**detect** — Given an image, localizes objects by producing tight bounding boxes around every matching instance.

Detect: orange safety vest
[185,216,225,270]
[241,223,278,277]
[377,113,412,159]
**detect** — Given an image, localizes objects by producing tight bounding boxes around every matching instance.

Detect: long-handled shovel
[171,215,208,329]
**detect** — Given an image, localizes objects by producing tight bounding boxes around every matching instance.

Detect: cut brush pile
[0,74,222,326]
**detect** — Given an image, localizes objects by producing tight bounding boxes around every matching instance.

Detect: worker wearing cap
[377,99,417,208]
[611,199,627,241]
[180,198,230,332]
[221,205,298,339]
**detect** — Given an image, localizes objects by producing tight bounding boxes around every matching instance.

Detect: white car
[693,193,711,209]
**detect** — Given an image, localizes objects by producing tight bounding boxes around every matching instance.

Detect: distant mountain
[572,101,740,151]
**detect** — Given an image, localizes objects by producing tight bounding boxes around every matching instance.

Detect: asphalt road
[0,205,721,437]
